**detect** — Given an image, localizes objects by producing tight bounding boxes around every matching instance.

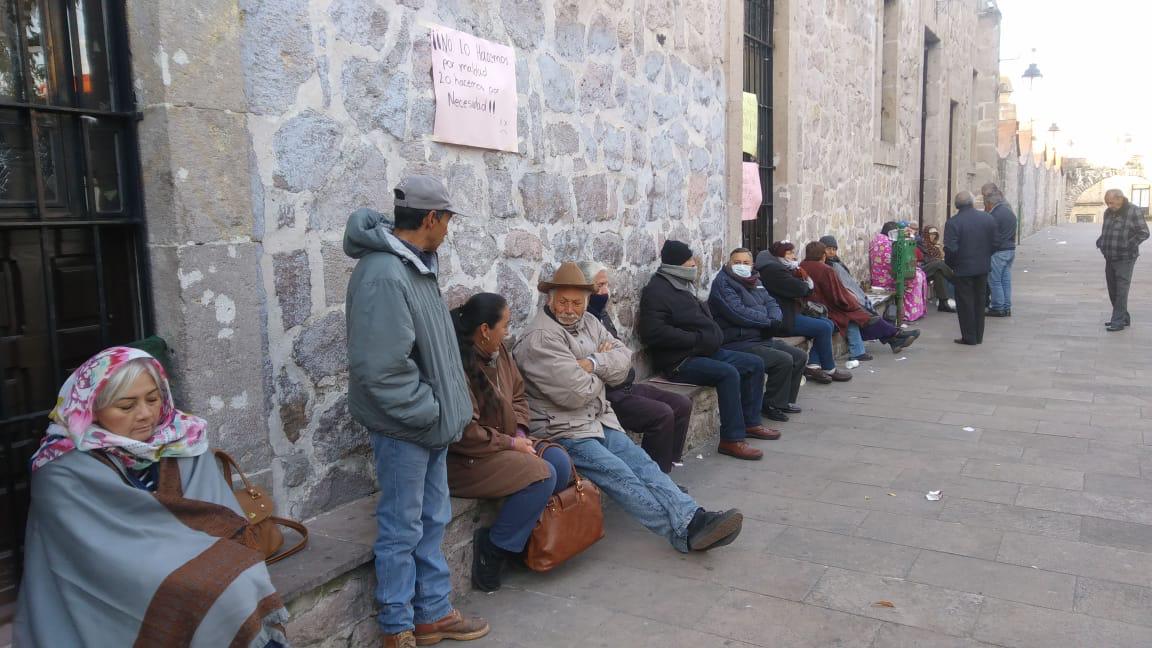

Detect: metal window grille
[742,0,774,253]
[0,0,149,602]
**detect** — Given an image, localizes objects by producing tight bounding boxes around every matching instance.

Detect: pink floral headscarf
[29,347,208,471]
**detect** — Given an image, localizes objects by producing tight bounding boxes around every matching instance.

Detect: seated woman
[16,347,288,648]
[801,241,919,354]
[578,261,691,474]
[918,225,956,312]
[756,241,852,384]
[448,293,573,593]
[870,221,929,322]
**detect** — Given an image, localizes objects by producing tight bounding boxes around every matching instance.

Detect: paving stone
[752,452,904,487]
[973,598,1152,648]
[961,459,1085,490]
[805,568,984,636]
[688,487,870,534]
[855,511,1004,559]
[767,526,920,578]
[871,623,1000,648]
[938,499,1082,540]
[1015,486,1152,525]
[939,412,1039,434]
[890,469,1021,505]
[1079,517,1152,554]
[816,482,952,518]
[697,589,882,648]
[997,532,1152,588]
[908,551,1075,610]
[1021,447,1143,478]
[1074,577,1152,628]
[1085,473,1152,500]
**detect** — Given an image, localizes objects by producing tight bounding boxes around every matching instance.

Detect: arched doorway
[1068,175,1151,224]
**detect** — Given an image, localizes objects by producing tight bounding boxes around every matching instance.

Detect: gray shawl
[15,451,288,648]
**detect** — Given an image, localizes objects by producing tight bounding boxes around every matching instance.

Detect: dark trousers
[668,349,764,442]
[489,447,571,552]
[922,260,953,303]
[730,340,806,408]
[607,383,692,473]
[953,274,988,344]
[1105,258,1136,325]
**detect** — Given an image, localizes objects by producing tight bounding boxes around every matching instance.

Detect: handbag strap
[214,449,256,493]
[265,517,309,565]
[534,440,581,488]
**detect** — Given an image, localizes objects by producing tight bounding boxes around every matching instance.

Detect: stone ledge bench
[270,336,810,646]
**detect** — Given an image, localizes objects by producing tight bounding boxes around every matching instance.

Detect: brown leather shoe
[745,425,781,440]
[803,367,833,384]
[828,369,853,382]
[718,440,763,460]
[414,610,490,645]
[383,631,417,648]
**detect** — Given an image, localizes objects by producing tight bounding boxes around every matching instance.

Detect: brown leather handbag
[523,448,604,572]
[215,450,309,565]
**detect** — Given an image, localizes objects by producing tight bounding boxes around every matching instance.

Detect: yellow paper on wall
[742,92,759,155]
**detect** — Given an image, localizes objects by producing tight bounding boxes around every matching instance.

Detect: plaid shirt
[1097,202,1150,260]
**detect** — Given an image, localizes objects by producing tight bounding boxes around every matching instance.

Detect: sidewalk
[457,223,1152,648]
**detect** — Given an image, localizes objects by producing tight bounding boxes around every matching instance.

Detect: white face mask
[731,264,753,278]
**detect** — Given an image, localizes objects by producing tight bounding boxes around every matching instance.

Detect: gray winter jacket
[343,208,472,448]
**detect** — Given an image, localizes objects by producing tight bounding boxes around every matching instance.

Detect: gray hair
[980,182,1004,203]
[576,261,608,283]
[1105,189,1126,201]
[954,191,974,209]
[95,358,166,411]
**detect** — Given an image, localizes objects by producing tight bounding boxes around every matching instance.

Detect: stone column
[125,0,274,476]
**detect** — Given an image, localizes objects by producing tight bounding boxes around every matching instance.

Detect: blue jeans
[790,314,836,370]
[669,349,764,441]
[846,323,866,357]
[371,435,454,635]
[989,249,1015,311]
[557,427,699,553]
[489,446,571,553]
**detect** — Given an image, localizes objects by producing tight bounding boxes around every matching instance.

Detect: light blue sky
[998,0,1151,165]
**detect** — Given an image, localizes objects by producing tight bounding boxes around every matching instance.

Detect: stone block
[1022,447,1143,478]
[283,562,375,645]
[961,459,1084,490]
[276,367,310,443]
[806,568,984,637]
[295,463,376,520]
[974,599,1152,648]
[448,230,498,277]
[308,139,390,233]
[313,395,370,463]
[768,527,919,578]
[486,168,519,219]
[503,230,543,260]
[544,122,580,157]
[321,241,355,307]
[342,58,408,138]
[591,232,623,266]
[273,250,312,330]
[537,54,575,113]
[1015,486,1152,526]
[587,13,617,54]
[855,511,1004,560]
[554,18,585,60]
[696,589,881,648]
[141,106,256,245]
[938,498,1082,540]
[997,532,1152,588]
[1079,517,1152,554]
[499,0,545,50]
[909,551,1076,610]
[578,63,615,110]
[1074,577,1152,628]
[572,174,608,221]
[518,172,573,224]
[240,0,314,115]
[328,0,389,48]
[291,311,347,388]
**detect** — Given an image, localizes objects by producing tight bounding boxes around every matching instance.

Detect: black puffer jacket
[754,251,812,332]
[637,273,723,374]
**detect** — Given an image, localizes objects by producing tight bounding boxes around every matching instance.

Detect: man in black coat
[638,240,777,461]
[944,191,998,345]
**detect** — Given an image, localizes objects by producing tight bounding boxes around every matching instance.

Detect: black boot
[471,527,508,592]
[687,508,744,551]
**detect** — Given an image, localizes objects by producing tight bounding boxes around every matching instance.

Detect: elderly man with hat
[344,175,489,648]
[514,262,744,553]
[638,240,778,461]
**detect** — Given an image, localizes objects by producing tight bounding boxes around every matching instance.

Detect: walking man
[344,175,489,648]
[944,191,997,346]
[982,183,1017,317]
[1097,189,1150,332]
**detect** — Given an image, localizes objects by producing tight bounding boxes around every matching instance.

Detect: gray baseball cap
[393,175,465,216]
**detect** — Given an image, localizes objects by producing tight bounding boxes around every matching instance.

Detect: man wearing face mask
[579,261,692,474]
[638,241,777,462]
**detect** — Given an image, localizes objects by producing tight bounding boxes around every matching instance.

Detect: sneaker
[687,508,744,551]
[414,610,490,645]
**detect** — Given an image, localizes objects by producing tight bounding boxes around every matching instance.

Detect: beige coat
[512,309,632,441]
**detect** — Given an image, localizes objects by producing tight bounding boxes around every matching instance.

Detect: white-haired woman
[15,347,287,648]
[577,261,691,474]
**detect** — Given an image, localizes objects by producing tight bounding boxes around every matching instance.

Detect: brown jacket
[513,309,631,441]
[447,344,554,498]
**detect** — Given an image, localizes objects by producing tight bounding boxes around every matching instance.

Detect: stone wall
[999,150,1064,240]
[770,0,1000,279]
[130,0,734,518]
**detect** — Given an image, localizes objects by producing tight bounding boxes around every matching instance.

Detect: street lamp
[1022,49,1043,90]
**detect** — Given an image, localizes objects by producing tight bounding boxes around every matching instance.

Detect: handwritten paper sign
[742,92,759,155]
[429,24,518,152]
[742,162,762,221]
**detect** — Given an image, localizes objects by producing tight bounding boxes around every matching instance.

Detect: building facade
[1,0,1008,600]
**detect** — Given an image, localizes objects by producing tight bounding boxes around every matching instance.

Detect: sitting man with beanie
[514,262,744,553]
[638,240,779,461]
[819,235,881,361]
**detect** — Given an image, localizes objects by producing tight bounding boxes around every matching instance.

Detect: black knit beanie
[660,240,694,266]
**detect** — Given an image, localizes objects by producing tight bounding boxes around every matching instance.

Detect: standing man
[1097,189,1150,332]
[344,176,489,648]
[982,183,1017,317]
[944,191,997,346]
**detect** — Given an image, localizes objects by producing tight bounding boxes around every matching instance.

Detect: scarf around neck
[657,263,697,292]
[29,347,209,471]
